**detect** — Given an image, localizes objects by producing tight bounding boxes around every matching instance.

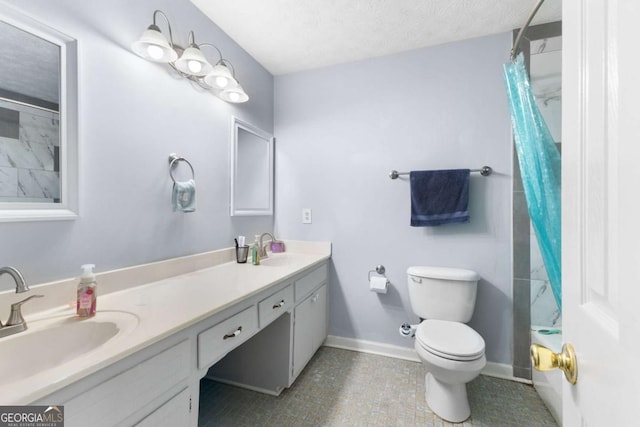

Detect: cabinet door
[292,284,327,379]
[135,387,191,427]
[62,341,190,427]
[310,284,328,351]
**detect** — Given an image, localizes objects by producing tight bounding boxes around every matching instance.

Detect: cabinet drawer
[197,305,258,369]
[258,284,293,328]
[294,264,327,301]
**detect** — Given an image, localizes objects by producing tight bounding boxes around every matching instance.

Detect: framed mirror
[0,5,78,221]
[230,117,273,216]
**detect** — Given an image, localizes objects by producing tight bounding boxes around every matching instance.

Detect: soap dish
[270,241,285,253]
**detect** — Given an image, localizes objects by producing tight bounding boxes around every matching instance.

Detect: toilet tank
[407,266,480,322]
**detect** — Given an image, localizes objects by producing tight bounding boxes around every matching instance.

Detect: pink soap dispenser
[76,264,97,318]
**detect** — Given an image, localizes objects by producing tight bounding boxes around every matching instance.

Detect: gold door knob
[530,343,578,385]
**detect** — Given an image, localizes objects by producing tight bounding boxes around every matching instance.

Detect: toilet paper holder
[368,265,386,281]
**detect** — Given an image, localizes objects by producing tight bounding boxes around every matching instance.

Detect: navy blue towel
[410,169,470,226]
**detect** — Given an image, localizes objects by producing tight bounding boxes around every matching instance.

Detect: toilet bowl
[406,266,486,423]
[414,319,486,422]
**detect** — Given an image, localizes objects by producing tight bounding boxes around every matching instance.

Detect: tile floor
[198,346,557,427]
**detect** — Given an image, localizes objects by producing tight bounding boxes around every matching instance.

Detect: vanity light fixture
[131,10,177,63]
[131,10,249,103]
[219,84,249,103]
[204,61,238,90]
[173,32,213,76]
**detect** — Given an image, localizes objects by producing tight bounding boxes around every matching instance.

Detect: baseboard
[324,335,420,362]
[204,375,284,396]
[323,335,532,384]
[482,362,532,384]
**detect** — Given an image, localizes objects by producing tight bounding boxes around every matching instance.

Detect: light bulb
[146,45,164,60]
[188,60,202,73]
[229,92,240,102]
[215,76,229,88]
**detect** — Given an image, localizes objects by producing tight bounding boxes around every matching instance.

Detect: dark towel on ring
[410,169,470,226]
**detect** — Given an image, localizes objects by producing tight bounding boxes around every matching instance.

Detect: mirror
[230,117,273,216]
[0,5,78,221]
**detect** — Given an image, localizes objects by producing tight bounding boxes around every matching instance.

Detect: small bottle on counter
[251,235,261,265]
[77,264,97,318]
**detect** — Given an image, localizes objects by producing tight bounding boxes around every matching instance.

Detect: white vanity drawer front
[198,305,258,369]
[294,264,327,302]
[259,284,293,328]
[64,340,190,427]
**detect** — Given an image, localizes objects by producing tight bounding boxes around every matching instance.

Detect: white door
[563,0,640,424]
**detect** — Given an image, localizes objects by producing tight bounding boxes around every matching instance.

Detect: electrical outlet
[302,208,312,224]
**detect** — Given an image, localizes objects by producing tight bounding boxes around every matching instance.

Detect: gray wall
[0,0,274,289]
[274,34,514,364]
[1,1,516,366]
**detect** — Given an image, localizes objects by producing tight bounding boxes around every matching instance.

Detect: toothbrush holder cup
[236,245,250,263]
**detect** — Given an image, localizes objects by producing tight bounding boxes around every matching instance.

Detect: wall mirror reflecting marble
[0,5,78,221]
[230,117,273,216]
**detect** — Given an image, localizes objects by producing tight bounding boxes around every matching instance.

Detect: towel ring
[168,153,194,183]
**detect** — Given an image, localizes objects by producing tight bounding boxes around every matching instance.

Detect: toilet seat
[416,320,485,361]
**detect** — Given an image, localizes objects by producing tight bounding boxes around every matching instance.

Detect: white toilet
[407,266,486,423]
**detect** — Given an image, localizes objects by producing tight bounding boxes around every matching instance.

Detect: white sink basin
[259,253,297,267]
[0,310,139,384]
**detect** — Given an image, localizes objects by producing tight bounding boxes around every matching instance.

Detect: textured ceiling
[191,0,562,75]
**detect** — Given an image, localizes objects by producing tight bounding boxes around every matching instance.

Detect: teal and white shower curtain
[504,53,562,311]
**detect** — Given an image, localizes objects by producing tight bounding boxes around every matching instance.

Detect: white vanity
[0,241,330,427]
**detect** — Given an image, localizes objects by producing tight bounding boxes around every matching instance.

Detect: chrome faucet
[259,232,275,258]
[0,294,44,338]
[0,266,43,338]
[0,266,29,293]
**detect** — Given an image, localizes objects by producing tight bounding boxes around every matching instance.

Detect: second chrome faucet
[258,232,275,259]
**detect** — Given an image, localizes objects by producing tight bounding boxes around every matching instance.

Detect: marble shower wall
[526,34,562,329]
[0,99,59,202]
[512,31,563,380]
[530,229,561,327]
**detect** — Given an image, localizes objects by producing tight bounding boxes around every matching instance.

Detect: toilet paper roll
[369,276,388,294]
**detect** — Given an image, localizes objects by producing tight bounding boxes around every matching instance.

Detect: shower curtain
[503,53,562,312]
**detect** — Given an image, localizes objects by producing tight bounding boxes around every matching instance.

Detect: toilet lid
[416,320,485,361]
[407,266,479,281]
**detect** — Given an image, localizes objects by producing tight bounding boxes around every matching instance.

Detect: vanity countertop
[0,241,331,404]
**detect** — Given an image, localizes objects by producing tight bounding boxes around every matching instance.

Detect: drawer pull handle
[223,326,242,340]
[272,299,285,309]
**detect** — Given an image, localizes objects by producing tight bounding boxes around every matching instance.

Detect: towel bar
[389,166,492,180]
[168,153,195,183]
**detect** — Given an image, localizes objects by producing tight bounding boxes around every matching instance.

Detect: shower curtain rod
[510,0,546,61]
